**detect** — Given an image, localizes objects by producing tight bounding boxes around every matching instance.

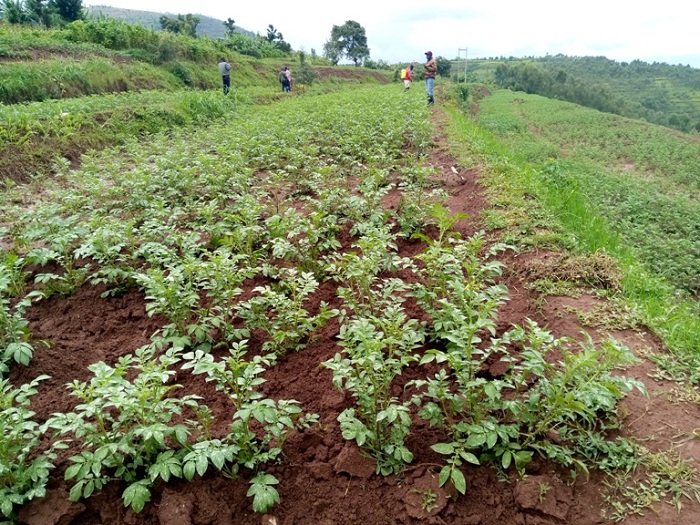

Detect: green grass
[442,90,700,358]
[0,58,186,104]
[0,21,392,184]
[474,90,700,294]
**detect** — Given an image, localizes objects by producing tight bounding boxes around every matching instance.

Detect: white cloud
[85,0,700,67]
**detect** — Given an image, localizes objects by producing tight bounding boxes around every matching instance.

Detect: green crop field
[2,19,700,525]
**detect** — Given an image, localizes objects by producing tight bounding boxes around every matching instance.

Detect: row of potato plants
[1,85,642,520]
[323,206,644,493]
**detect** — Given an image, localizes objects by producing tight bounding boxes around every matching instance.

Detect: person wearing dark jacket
[424,51,437,106]
[279,66,292,92]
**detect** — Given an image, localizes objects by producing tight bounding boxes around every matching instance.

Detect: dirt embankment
[313,66,391,84]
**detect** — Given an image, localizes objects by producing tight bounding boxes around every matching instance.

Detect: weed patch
[521,252,622,291]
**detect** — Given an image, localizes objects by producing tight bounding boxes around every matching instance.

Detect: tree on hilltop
[323,20,369,66]
[53,0,83,22]
[435,56,451,77]
[265,24,282,42]
[265,23,291,52]
[322,38,342,66]
[159,13,199,38]
[223,17,236,37]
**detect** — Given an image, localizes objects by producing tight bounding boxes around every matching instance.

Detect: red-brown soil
[10,109,700,525]
[312,67,391,84]
[0,47,134,63]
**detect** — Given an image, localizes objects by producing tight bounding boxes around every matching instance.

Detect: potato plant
[324,301,426,475]
[267,209,342,277]
[0,260,38,376]
[235,268,337,355]
[0,375,57,520]
[44,345,201,512]
[327,228,412,321]
[182,341,318,512]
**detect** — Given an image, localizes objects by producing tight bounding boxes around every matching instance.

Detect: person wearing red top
[403,64,414,91]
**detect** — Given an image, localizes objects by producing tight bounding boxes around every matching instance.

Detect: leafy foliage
[159,13,199,38]
[0,0,83,27]
[0,255,42,376]
[53,0,83,23]
[236,268,338,355]
[265,24,291,52]
[45,345,200,511]
[324,20,369,66]
[182,341,318,512]
[0,375,57,519]
[223,17,235,37]
[324,308,424,474]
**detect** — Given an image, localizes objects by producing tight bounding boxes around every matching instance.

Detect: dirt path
[12,108,700,525]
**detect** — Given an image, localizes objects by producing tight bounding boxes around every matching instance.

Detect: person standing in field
[219,56,232,95]
[403,64,414,91]
[285,66,293,91]
[424,51,437,105]
[279,66,292,92]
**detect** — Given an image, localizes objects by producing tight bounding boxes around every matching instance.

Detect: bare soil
[312,67,391,84]
[0,48,133,63]
[10,109,700,525]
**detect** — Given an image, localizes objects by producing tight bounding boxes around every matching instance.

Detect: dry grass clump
[522,251,622,290]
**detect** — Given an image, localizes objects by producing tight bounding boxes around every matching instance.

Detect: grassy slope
[461,56,700,131]
[442,83,700,361]
[0,23,389,184]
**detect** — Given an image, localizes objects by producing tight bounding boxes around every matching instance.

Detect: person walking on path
[424,51,437,105]
[219,57,232,95]
[403,64,414,91]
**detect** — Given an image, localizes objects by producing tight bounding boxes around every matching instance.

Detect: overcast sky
[86,0,699,68]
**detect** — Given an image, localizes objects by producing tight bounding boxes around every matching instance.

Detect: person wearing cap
[424,51,437,106]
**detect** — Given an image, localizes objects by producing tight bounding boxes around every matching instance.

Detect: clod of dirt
[158,488,195,525]
[514,475,572,521]
[333,442,376,479]
[402,471,450,519]
[18,485,86,525]
[520,252,622,290]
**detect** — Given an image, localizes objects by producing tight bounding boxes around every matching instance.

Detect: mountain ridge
[86,5,256,39]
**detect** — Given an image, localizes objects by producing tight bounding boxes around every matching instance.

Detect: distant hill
[463,55,700,133]
[86,5,257,39]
